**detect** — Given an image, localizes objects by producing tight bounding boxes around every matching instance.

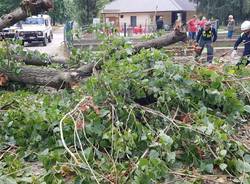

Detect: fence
[64,21,74,51]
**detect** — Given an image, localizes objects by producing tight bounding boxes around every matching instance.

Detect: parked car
[0,23,22,39]
[17,15,53,46]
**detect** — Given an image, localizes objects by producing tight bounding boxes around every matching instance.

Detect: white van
[17,15,53,46]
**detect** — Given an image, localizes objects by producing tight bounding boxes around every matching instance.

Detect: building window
[130,16,137,27]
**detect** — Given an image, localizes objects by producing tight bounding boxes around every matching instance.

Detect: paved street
[25,26,68,59]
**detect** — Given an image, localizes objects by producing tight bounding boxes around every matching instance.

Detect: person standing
[231,21,250,66]
[227,15,235,39]
[174,14,182,31]
[198,16,208,30]
[195,21,217,63]
[187,15,198,40]
[156,16,164,31]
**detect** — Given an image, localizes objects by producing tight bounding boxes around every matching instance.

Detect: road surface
[25,26,68,59]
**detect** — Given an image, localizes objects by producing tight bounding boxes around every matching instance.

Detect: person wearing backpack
[195,21,217,63]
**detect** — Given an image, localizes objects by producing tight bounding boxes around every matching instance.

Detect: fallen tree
[0,63,97,89]
[0,30,187,88]
[0,0,187,88]
[0,0,53,31]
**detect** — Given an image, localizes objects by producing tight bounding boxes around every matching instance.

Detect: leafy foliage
[1,34,250,183]
[0,0,21,17]
[192,0,250,23]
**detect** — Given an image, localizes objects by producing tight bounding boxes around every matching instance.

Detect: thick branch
[133,30,187,53]
[0,0,53,31]
[0,64,94,89]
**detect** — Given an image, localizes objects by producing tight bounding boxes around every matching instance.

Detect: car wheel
[43,36,48,46]
[21,40,25,46]
[48,34,53,43]
[48,36,51,43]
[50,33,53,40]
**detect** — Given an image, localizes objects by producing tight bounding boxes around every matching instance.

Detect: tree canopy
[192,0,250,24]
[0,0,21,16]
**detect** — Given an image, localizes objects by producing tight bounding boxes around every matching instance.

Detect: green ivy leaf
[219,163,227,171]
[159,132,173,146]
[244,105,250,113]
[219,150,227,157]
[235,159,250,173]
[200,163,214,173]
[149,150,159,159]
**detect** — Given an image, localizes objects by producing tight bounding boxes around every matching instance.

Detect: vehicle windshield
[23,18,45,25]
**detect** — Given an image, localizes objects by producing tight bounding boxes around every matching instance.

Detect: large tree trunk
[14,55,66,66]
[133,30,187,53]
[0,63,95,89]
[0,0,53,31]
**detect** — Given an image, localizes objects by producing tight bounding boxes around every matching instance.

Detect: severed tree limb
[0,0,53,31]
[0,30,187,88]
[14,54,66,66]
[133,30,187,53]
[0,64,95,89]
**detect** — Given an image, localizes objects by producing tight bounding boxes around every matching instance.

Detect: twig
[59,97,86,164]
[169,171,230,182]
[0,166,33,179]
[0,146,14,160]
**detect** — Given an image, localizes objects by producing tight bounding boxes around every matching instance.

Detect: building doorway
[171,12,187,25]
[131,16,137,27]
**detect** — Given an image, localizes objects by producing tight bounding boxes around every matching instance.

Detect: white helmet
[241,21,250,31]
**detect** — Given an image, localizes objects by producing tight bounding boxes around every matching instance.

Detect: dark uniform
[196,27,217,63]
[234,32,250,66]
[156,19,164,30]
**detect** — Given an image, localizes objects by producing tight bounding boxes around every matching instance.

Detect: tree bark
[14,54,66,66]
[133,30,187,53]
[0,0,53,31]
[0,63,96,89]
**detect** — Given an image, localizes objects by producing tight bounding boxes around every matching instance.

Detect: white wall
[119,13,151,27]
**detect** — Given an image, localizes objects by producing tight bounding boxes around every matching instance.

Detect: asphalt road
[25,26,68,59]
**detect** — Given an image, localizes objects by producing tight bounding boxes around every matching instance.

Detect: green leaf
[149,150,159,159]
[139,158,149,170]
[219,150,227,157]
[235,159,250,173]
[167,152,176,163]
[244,105,250,113]
[159,132,173,146]
[200,163,214,173]
[0,176,17,184]
[219,163,227,171]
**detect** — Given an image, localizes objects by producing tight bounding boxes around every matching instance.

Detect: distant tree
[71,0,112,25]
[49,0,67,25]
[189,0,250,24]
[0,0,21,16]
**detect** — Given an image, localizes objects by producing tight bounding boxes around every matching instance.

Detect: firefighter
[195,21,217,63]
[231,20,250,66]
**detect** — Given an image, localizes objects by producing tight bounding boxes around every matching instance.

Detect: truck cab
[17,15,53,46]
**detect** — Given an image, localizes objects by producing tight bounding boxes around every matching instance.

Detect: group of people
[187,15,209,40]
[187,15,235,40]
[189,14,250,66]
